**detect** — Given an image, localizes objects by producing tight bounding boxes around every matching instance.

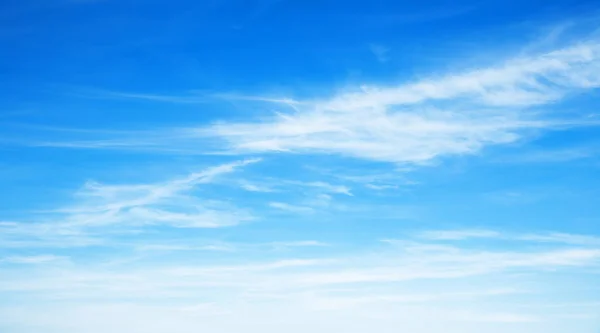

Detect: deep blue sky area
[2,0,599,95]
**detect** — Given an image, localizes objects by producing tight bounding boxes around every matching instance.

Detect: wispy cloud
[10,37,600,167]
[499,146,597,163]
[417,229,502,240]
[63,158,259,228]
[74,89,209,104]
[260,180,352,214]
[369,43,390,63]
[194,38,600,164]
[75,88,302,107]
[0,159,260,248]
[0,255,66,264]
[213,93,303,107]
[268,240,330,249]
[416,229,600,246]
[236,178,352,196]
[517,232,600,246]
[133,240,329,253]
[134,243,237,252]
[269,202,315,214]
[313,168,415,190]
[1,228,598,332]
[238,181,277,192]
[365,183,400,190]
[289,181,353,196]
[2,230,598,306]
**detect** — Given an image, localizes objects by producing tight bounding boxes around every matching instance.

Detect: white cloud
[453,311,540,323]
[517,232,600,245]
[365,183,399,190]
[4,231,595,294]
[239,181,277,192]
[290,248,600,286]
[61,158,259,229]
[17,38,600,167]
[324,41,600,109]
[418,229,502,240]
[80,89,208,104]
[415,229,600,245]
[0,255,66,264]
[290,181,353,196]
[135,244,235,252]
[268,241,329,248]
[0,301,560,333]
[237,178,352,198]
[265,181,350,213]
[197,39,600,164]
[133,240,328,253]
[269,202,315,214]
[499,147,596,163]
[0,159,259,248]
[1,229,598,333]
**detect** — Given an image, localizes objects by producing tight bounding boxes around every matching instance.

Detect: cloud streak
[416,229,600,245]
[197,38,600,164]
[1,230,598,312]
[1,226,598,333]
[0,159,260,248]
[7,37,600,168]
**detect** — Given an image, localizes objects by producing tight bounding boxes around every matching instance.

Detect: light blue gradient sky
[1,1,600,332]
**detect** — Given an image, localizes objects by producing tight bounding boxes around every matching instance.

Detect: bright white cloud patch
[198,39,600,164]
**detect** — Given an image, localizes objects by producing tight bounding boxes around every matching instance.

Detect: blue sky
[2,0,600,332]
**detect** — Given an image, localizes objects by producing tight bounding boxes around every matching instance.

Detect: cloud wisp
[197,38,600,164]
[9,36,600,168]
[2,230,599,295]
[1,229,599,333]
[415,229,600,245]
[0,159,259,248]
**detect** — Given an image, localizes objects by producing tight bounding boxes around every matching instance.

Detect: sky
[1,0,600,332]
